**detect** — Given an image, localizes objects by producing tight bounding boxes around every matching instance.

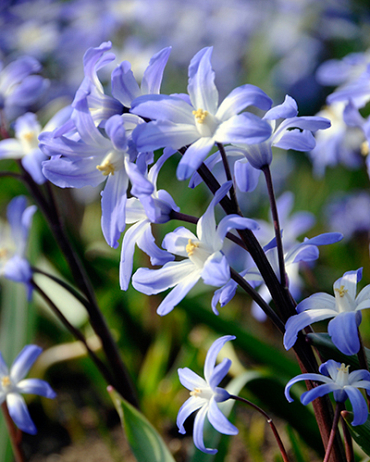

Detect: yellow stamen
[1,376,11,388]
[186,239,199,256]
[361,141,369,156]
[22,131,36,142]
[0,248,8,259]
[193,108,208,124]
[335,285,348,298]
[96,159,115,176]
[337,363,350,373]
[190,388,201,397]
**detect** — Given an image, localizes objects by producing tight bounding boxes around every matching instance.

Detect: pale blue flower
[284,268,370,355]
[285,359,370,426]
[177,335,238,454]
[132,182,259,315]
[0,196,36,299]
[131,46,273,180]
[0,345,56,434]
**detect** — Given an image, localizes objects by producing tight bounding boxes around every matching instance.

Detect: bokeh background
[1,0,370,460]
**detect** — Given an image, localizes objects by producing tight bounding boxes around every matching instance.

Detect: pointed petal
[141,47,171,95]
[156,272,200,315]
[214,113,272,145]
[217,84,272,121]
[177,136,214,180]
[208,358,232,390]
[133,119,199,152]
[187,47,218,114]
[193,404,217,454]
[234,158,261,192]
[264,95,298,120]
[7,393,37,434]
[178,367,207,391]
[101,171,128,248]
[132,259,195,295]
[328,312,361,356]
[16,378,56,398]
[111,61,141,107]
[204,336,235,384]
[208,397,238,435]
[344,386,369,425]
[137,225,174,266]
[10,345,42,383]
[300,383,340,405]
[131,94,195,124]
[201,253,230,287]
[176,397,204,434]
[284,373,333,402]
[284,309,336,350]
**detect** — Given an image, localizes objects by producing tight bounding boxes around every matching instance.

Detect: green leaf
[307,333,370,370]
[342,411,370,457]
[108,387,176,462]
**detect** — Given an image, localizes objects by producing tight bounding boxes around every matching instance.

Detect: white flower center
[1,376,13,392]
[334,284,355,312]
[190,387,213,400]
[336,363,350,387]
[193,108,218,138]
[20,130,39,153]
[96,151,124,176]
[185,239,211,268]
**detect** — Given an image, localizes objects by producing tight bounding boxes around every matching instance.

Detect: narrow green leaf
[342,411,370,457]
[108,387,176,462]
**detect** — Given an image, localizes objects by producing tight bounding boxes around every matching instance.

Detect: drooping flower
[284,268,370,355]
[131,46,273,180]
[132,182,259,315]
[285,359,370,426]
[177,335,238,454]
[0,345,56,434]
[0,196,36,299]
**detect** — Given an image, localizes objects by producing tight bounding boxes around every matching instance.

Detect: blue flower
[120,148,179,290]
[0,56,48,121]
[132,182,258,315]
[285,359,370,426]
[284,268,370,355]
[0,196,36,299]
[177,335,238,454]
[0,345,56,434]
[131,46,273,180]
[235,95,331,169]
[41,98,153,249]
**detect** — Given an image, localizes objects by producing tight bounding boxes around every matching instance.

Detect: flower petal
[178,367,207,391]
[176,396,204,434]
[10,345,42,383]
[300,383,340,405]
[156,272,201,315]
[204,335,235,384]
[344,386,369,425]
[328,312,361,356]
[7,393,37,434]
[193,404,217,454]
[177,136,215,180]
[207,397,238,435]
[16,378,56,398]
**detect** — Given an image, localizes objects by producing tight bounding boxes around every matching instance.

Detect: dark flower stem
[216,142,239,211]
[356,329,370,408]
[1,402,26,462]
[18,166,138,408]
[31,278,117,389]
[230,394,290,462]
[261,165,286,290]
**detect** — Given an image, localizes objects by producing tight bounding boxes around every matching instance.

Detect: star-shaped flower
[177,335,238,454]
[285,359,370,426]
[284,268,370,355]
[0,345,56,434]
